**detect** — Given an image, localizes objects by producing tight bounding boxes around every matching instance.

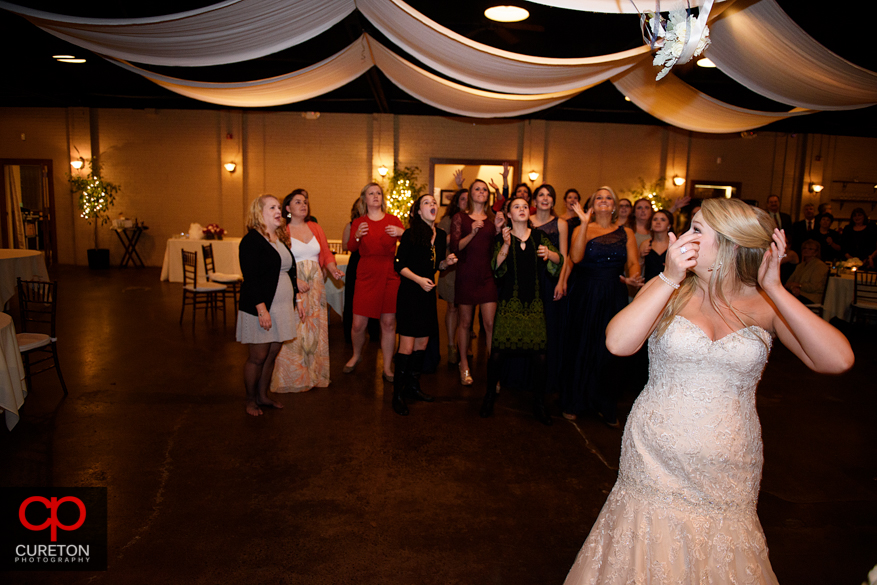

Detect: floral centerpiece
[203,223,225,240]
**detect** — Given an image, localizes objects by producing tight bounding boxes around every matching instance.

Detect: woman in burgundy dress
[450,179,504,386]
[343,183,404,381]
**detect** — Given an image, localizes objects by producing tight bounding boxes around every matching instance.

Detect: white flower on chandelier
[652,10,711,80]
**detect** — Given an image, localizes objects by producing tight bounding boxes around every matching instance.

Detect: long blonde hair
[246,195,290,246]
[656,198,774,338]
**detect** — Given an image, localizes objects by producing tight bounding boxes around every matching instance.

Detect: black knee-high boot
[392,353,410,416]
[480,353,501,418]
[406,350,434,402]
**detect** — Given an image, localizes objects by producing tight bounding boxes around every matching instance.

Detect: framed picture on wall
[439,189,456,207]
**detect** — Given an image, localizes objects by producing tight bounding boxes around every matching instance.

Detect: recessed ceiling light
[52,54,75,59]
[484,5,529,23]
[697,58,716,68]
[57,58,86,63]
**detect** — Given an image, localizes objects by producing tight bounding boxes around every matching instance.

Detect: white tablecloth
[0,249,49,306]
[160,237,242,282]
[822,274,854,322]
[325,254,349,317]
[0,312,26,431]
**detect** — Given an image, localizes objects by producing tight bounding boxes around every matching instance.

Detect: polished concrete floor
[2,266,875,585]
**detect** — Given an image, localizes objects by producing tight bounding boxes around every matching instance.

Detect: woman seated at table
[271,189,344,394]
[237,195,304,416]
[786,239,829,305]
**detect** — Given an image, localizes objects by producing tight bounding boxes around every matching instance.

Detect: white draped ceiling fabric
[2,0,875,132]
[0,0,356,66]
[707,0,877,110]
[357,0,651,94]
[612,59,813,133]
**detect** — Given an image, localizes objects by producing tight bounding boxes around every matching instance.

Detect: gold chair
[16,278,67,395]
[850,270,877,323]
[180,250,226,326]
[202,243,243,313]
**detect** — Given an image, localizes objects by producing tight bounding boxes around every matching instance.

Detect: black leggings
[487,349,547,396]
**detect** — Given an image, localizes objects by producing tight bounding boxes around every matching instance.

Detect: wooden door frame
[0,158,59,264]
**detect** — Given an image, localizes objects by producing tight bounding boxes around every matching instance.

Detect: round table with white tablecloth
[0,249,49,307]
[822,273,855,322]
[160,237,242,282]
[0,312,26,430]
[324,254,349,317]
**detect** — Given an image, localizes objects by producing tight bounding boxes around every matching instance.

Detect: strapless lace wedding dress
[564,316,780,585]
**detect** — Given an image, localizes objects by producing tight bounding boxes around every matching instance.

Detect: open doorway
[0,159,58,265]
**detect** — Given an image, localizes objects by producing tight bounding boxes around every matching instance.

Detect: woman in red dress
[450,179,505,386]
[343,183,405,381]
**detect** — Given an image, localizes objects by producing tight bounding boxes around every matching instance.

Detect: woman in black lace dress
[480,196,562,425]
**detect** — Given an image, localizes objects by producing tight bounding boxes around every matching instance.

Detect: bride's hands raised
[664,231,699,284]
[758,228,786,294]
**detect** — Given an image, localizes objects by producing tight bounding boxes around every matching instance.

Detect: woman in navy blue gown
[561,187,641,426]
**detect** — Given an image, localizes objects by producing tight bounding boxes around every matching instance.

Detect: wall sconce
[224,162,237,173]
[70,158,84,170]
[808,182,824,193]
[528,170,539,182]
[673,176,686,187]
[378,164,389,177]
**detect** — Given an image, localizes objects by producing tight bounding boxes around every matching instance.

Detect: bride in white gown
[564,198,854,584]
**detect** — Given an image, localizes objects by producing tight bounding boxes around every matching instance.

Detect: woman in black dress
[480,196,562,425]
[814,213,842,261]
[392,194,458,415]
[841,207,877,261]
[639,209,674,283]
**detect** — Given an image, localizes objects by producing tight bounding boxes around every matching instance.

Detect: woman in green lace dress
[480,197,562,425]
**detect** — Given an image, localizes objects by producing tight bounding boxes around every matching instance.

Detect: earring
[708,262,722,272]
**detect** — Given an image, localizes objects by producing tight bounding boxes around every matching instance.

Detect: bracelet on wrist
[658,272,681,290]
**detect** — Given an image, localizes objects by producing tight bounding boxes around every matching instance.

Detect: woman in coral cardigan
[271,189,344,393]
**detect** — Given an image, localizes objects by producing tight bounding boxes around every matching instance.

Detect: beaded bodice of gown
[580,226,627,279]
[621,315,772,515]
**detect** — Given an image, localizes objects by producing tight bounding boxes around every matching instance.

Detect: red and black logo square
[1,487,107,571]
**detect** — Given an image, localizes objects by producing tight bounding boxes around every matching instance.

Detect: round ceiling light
[697,58,717,68]
[484,5,529,23]
[57,58,86,63]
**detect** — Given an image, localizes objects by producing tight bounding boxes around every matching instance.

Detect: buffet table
[0,249,49,306]
[822,273,855,322]
[0,312,26,430]
[160,237,242,282]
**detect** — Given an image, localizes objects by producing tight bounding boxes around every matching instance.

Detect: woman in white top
[271,189,343,393]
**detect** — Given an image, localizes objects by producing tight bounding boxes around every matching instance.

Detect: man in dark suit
[766,195,792,231]
[790,202,818,253]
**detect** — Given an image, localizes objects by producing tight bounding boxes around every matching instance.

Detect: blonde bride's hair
[656,198,774,338]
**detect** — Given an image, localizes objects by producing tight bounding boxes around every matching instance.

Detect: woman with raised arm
[271,189,344,393]
[392,194,458,415]
[450,179,504,386]
[561,187,641,425]
[236,195,304,416]
[480,196,561,425]
[343,183,404,381]
[564,198,853,585]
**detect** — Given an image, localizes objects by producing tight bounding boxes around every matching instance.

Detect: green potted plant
[383,165,426,226]
[69,157,121,269]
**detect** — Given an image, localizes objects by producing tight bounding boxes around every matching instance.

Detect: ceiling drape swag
[366,37,586,117]
[707,0,877,110]
[106,38,373,108]
[0,0,356,66]
[612,59,813,133]
[357,0,651,94]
